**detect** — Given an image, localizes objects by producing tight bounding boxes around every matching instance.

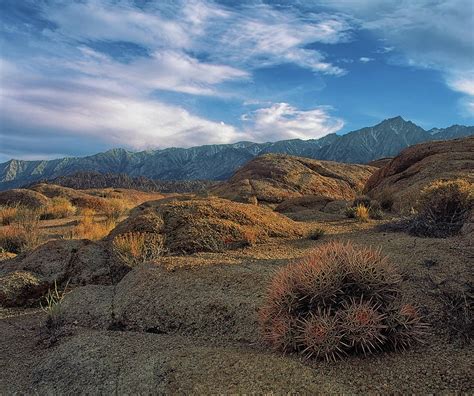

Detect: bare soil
[1,207,472,393]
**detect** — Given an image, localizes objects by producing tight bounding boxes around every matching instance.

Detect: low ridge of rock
[109,196,305,254]
[364,137,474,211]
[212,154,375,204]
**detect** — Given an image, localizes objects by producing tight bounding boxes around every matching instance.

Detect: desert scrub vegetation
[40,197,76,220]
[0,204,20,225]
[259,241,426,361]
[308,228,325,240]
[409,179,473,237]
[345,196,384,220]
[112,232,164,266]
[73,209,115,240]
[41,280,69,329]
[102,198,132,223]
[0,208,41,253]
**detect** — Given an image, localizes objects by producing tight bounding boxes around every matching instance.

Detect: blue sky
[0,0,473,162]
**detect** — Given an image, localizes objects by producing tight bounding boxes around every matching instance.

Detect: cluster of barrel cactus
[259,241,425,361]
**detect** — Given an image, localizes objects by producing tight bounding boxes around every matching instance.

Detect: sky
[0,0,473,162]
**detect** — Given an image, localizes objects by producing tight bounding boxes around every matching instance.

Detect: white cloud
[359,57,374,63]
[42,0,351,77]
[69,47,248,96]
[242,103,344,142]
[211,7,351,75]
[0,78,241,150]
[448,76,474,97]
[0,0,353,159]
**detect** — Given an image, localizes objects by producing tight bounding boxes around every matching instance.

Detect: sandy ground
[1,211,473,394]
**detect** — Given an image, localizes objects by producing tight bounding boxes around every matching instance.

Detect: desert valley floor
[1,215,472,393]
[0,137,473,394]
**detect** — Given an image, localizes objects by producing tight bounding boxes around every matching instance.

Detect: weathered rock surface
[109,196,305,253]
[0,239,130,306]
[213,154,375,204]
[364,137,474,211]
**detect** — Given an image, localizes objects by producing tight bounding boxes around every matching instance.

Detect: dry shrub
[0,208,41,253]
[346,196,383,220]
[352,195,372,208]
[102,198,131,223]
[259,241,425,361]
[73,209,114,240]
[112,232,164,267]
[308,228,325,240]
[355,205,370,222]
[409,179,473,237]
[69,195,107,211]
[40,197,76,220]
[0,204,20,225]
[0,226,29,254]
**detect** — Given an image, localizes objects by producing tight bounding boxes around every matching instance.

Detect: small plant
[0,226,28,253]
[112,232,164,266]
[73,209,114,240]
[355,204,370,222]
[259,241,425,361]
[369,207,384,220]
[0,208,41,253]
[345,206,357,218]
[0,204,20,225]
[409,179,473,237]
[40,197,76,220]
[345,197,383,221]
[102,198,131,223]
[40,280,69,328]
[352,195,372,208]
[308,228,325,240]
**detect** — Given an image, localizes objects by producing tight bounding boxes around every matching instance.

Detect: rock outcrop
[213,154,375,204]
[364,137,474,211]
[109,196,305,254]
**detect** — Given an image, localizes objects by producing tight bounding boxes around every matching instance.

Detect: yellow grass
[0,208,41,253]
[102,198,132,223]
[41,197,77,220]
[112,232,164,267]
[0,205,20,225]
[355,205,370,222]
[73,209,115,240]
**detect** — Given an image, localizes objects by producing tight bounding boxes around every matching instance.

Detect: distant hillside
[1,116,472,190]
[30,172,218,194]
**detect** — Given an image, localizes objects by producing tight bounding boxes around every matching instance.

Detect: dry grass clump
[0,226,29,254]
[102,198,132,223]
[0,208,41,253]
[40,197,76,220]
[409,179,473,237]
[112,232,164,267]
[345,196,384,221]
[0,204,20,225]
[73,209,115,240]
[354,205,370,222]
[308,228,325,240]
[259,241,426,361]
[41,280,70,329]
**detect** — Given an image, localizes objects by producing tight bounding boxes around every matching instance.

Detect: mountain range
[1,116,472,190]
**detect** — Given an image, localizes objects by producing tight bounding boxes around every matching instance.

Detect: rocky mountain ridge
[1,116,472,189]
